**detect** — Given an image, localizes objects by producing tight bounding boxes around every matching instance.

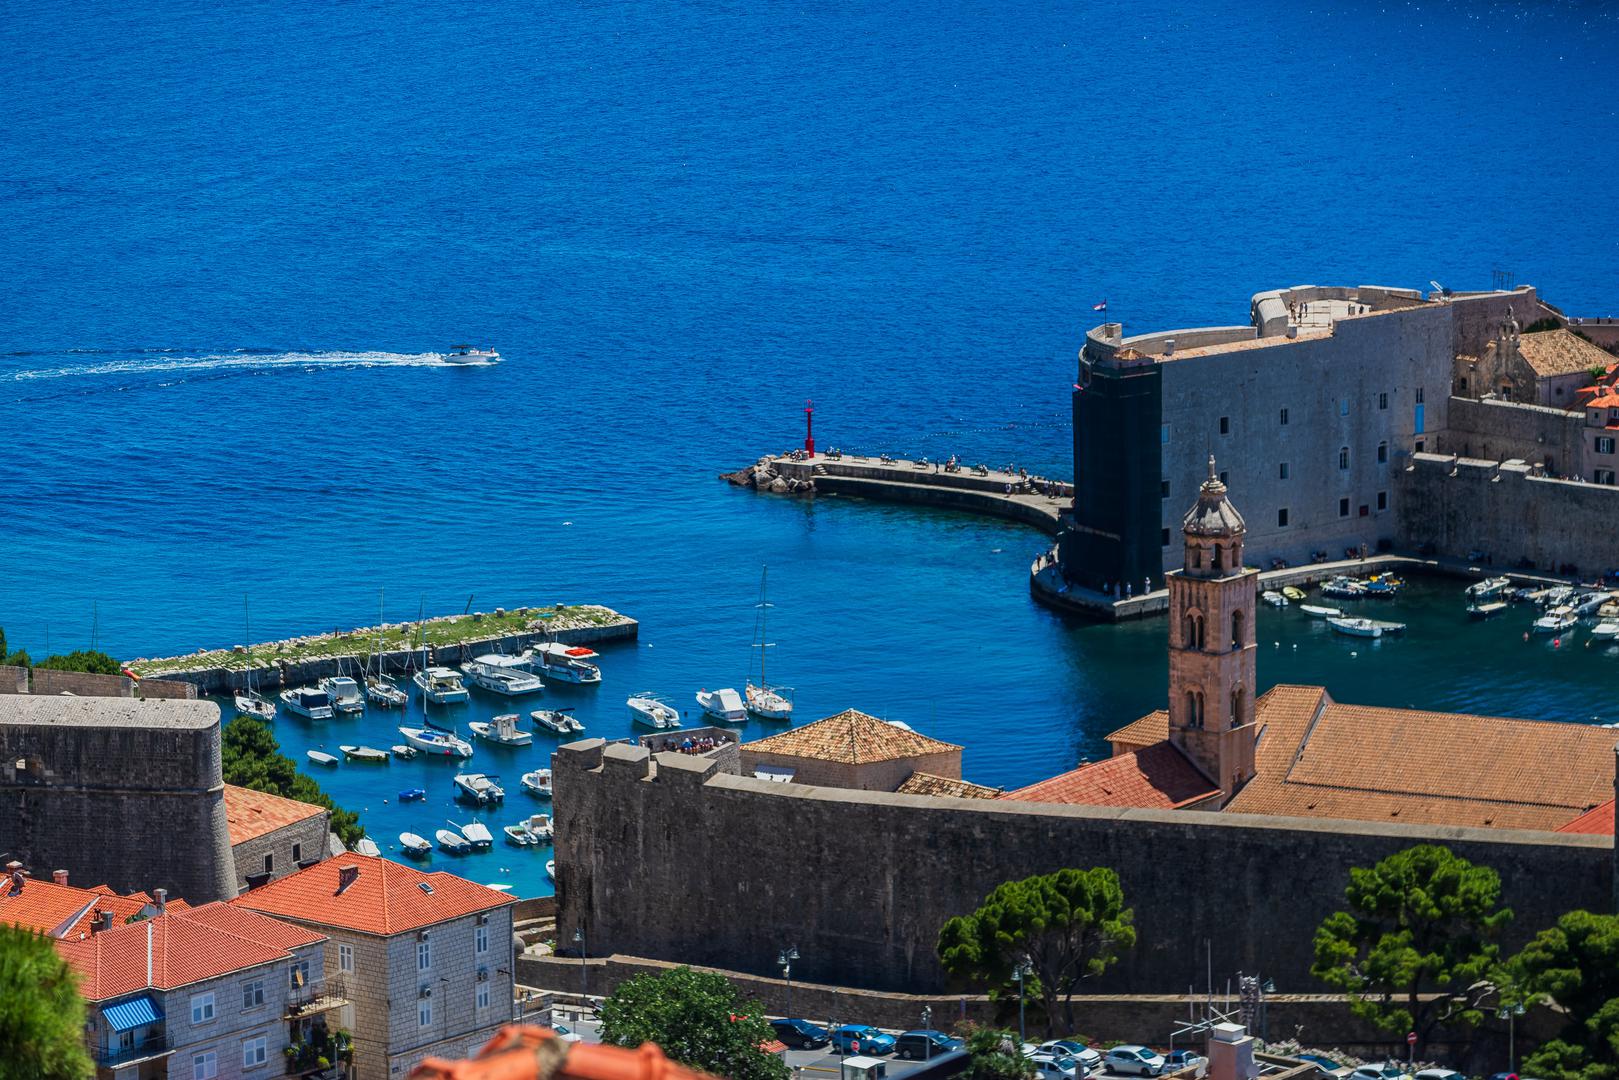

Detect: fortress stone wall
[1438,397,1587,477]
[0,696,237,902]
[551,740,1611,995]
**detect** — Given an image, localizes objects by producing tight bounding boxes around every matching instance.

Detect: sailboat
[744,566,793,720]
[366,591,408,708]
[233,599,277,722]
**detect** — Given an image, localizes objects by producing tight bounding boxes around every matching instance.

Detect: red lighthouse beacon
[803,398,815,457]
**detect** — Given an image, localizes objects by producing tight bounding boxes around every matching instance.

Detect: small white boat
[454,820,493,849]
[1299,604,1342,618]
[354,837,381,857]
[531,709,585,736]
[391,743,418,759]
[1574,591,1613,616]
[503,821,538,846]
[526,812,553,841]
[744,566,793,721]
[1365,619,1406,635]
[470,713,534,746]
[234,691,276,722]
[414,667,470,704]
[281,687,334,720]
[400,832,431,858]
[1468,601,1508,620]
[1466,576,1513,600]
[546,859,556,881]
[696,687,747,723]
[320,676,365,714]
[627,693,681,729]
[745,682,793,720]
[398,726,473,758]
[521,769,553,798]
[529,642,602,684]
[445,344,501,364]
[1327,616,1383,639]
[306,749,340,766]
[461,654,545,696]
[1533,606,1578,634]
[1261,590,1288,608]
[1592,621,1619,639]
[367,676,408,708]
[485,883,514,893]
[454,772,505,804]
[435,828,472,854]
[1321,576,1367,600]
[340,744,390,763]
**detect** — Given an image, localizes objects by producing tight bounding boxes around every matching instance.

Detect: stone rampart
[815,477,1063,534]
[29,669,134,697]
[552,741,1611,999]
[0,666,27,694]
[1439,397,1586,477]
[1396,454,1619,573]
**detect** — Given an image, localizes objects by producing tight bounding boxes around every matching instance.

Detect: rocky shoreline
[719,457,817,495]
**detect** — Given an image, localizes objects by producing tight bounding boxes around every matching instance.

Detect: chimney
[336,864,360,895]
[52,869,68,886]
[1207,1022,1258,1080]
[1164,338,1176,356]
[153,888,167,913]
[90,909,115,934]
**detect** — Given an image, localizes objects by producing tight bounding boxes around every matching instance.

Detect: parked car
[1350,1066,1411,1080]
[770,1018,831,1050]
[831,1025,896,1056]
[1162,1050,1208,1076]
[1414,1071,1464,1080]
[894,1030,964,1060]
[1298,1055,1350,1080]
[1034,1057,1086,1080]
[1037,1041,1104,1069]
[1104,1046,1167,1077]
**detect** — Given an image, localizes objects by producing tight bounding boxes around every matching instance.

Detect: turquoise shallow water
[4,0,1619,896]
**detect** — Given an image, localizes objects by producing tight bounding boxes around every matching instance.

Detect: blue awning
[103,996,163,1033]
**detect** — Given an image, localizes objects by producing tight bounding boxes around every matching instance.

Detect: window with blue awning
[102,995,163,1032]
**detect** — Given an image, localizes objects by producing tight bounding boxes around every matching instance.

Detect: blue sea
[4,0,1618,896]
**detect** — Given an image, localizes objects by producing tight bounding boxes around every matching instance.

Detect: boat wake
[3,348,474,382]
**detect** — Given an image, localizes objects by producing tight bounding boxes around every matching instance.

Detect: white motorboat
[446,344,501,364]
[340,744,390,763]
[529,642,602,684]
[1592,621,1619,639]
[320,675,365,714]
[398,726,473,758]
[1327,616,1382,639]
[461,654,545,696]
[400,832,431,858]
[1321,576,1367,600]
[1261,590,1288,608]
[1466,576,1513,599]
[745,565,794,721]
[546,859,556,882]
[521,769,553,798]
[281,687,334,720]
[367,677,408,708]
[1533,606,1578,634]
[1574,591,1613,616]
[696,687,747,723]
[1299,604,1341,618]
[1364,619,1406,635]
[503,821,538,846]
[526,812,553,841]
[414,667,470,704]
[453,772,505,804]
[354,837,381,857]
[470,713,534,746]
[391,743,418,759]
[454,820,493,849]
[627,693,681,729]
[435,828,471,854]
[531,709,585,736]
[306,749,340,766]
[1468,601,1508,620]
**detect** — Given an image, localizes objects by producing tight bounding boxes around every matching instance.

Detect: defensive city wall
[551,740,1612,997]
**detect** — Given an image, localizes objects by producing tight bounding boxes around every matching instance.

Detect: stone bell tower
[1167,457,1258,805]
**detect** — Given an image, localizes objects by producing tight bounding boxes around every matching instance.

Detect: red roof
[1000,741,1220,810]
[56,902,321,1000]
[223,783,327,845]
[232,854,514,935]
[1557,799,1614,835]
[0,876,149,938]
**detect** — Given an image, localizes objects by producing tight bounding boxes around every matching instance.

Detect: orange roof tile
[1107,710,1169,749]
[232,854,514,936]
[224,783,327,845]
[1556,798,1614,835]
[742,710,961,765]
[895,773,1002,799]
[1000,742,1220,810]
[0,873,161,938]
[1516,329,1613,378]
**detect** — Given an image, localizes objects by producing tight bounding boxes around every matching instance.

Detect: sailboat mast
[759,565,767,687]
[243,596,254,697]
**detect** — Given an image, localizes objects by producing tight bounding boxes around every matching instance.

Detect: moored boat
[1592,620,1619,639]
[696,687,747,723]
[531,709,585,736]
[392,743,418,760]
[745,683,793,721]
[1299,604,1341,618]
[529,642,602,684]
[306,749,340,766]
[1281,586,1306,602]
[320,675,365,714]
[414,667,470,704]
[398,787,427,802]
[521,769,553,798]
[340,744,390,763]
[400,832,432,857]
[461,654,545,696]
[435,828,471,854]
[281,687,334,720]
[454,820,493,849]
[1321,576,1367,600]
[526,812,553,841]
[453,772,505,804]
[503,821,538,846]
[627,693,680,729]
[398,725,473,758]
[354,836,381,857]
[1533,606,1577,634]
[469,713,534,746]
[367,677,408,708]
[235,691,276,723]
[1261,590,1288,608]
[744,564,794,721]
[1468,601,1508,620]
[1466,576,1513,600]
[546,859,556,882]
[1327,616,1382,639]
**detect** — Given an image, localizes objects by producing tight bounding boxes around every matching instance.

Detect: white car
[1350,1067,1411,1080]
[1034,1058,1085,1080]
[1038,1041,1104,1070]
[1105,1046,1166,1077]
[1412,1072,1463,1080]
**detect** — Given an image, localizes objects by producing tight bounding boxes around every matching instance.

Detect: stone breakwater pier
[126,604,638,696]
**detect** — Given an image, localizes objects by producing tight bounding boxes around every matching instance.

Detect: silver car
[1105,1046,1166,1077]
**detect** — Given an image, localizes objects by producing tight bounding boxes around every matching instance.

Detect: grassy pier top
[125,604,631,677]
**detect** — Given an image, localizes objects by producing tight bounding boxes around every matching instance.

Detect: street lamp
[777,947,799,1017]
[1011,958,1033,1047]
[573,927,587,1010]
[1497,1002,1526,1072]
[920,1006,934,1060]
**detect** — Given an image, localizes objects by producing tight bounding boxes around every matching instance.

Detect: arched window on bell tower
[1183,609,1204,650]
[1230,684,1245,728]
[1231,609,1246,650]
[1185,689,1204,729]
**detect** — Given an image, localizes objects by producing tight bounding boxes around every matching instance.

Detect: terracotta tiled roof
[232,853,514,936]
[224,783,327,845]
[1000,742,1220,810]
[0,874,161,938]
[176,900,325,950]
[1556,798,1614,835]
[741,710,961,765]
[1516,329,1612,378]
[56,903,315,1000]
[895,773,1002,799]
[1107,711,1168,749]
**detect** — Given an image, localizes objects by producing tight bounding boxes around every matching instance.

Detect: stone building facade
[738,709,963,791]
[224,785,331,892]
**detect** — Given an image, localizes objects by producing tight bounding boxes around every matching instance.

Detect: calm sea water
[4,0,1617,896]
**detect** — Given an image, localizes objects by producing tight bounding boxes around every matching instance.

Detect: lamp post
[1011,958,1033,1047]
[573,927,587,1010]
[1497,1002,1525,1073]
[777,946,799,1017]
[921,1006,933,1060]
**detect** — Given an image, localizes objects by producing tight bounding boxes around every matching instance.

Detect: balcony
[94,1033,171,1069]
[283,1028,353,1077]
[285,974,350,1019]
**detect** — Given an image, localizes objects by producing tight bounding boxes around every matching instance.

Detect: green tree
[221,716,364,847]
[0,923,93,1080]
[1311,844,1510,1054]
[34,650,122,676]
[597,966,786,1080]
[938,867,1136,1036]
[1509,910,1619,1080]
[955,1025,1032,1080]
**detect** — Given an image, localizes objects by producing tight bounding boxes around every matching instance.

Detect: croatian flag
[1093,299,1108,311]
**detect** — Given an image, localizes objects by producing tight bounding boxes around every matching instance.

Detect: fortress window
[1416,386,1425,404]
[1339,400,1349,416]
[1219,416,1230,435]
[1338,447,1350,470]
[1339,498,1350,517]
[1277,508,1289,527]
[1185,690,1205,729]
[1377,491,1388,511]
[1279,407,1289,425]
[1231,685,1246,726]
[1379,392,1388,410]
[1161,423,1170,444]
[1415,440,1425,453]
[418,940,431,971]
[1596,469,1616,485]
[1279,462,1289,480]
[1161,528,1171,547]
[1377,442,1388,464]
[1161,479,1170,498]
[1597,437,1615,455]
[1220,471,1229,485]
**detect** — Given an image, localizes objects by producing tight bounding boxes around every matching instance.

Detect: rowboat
[1299,605,1341,618]
[1281,586,1306,602]
[306,749,340,766]
[1261,590,1288,608]
[400,832,431,858]
[354,837,381,857]
[435,829,471,854]
[1468,602,1508,620]
[340,745,389,763]
[1327,616,1382,639]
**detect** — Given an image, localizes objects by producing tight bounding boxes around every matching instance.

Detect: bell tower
[1167,456,1258,805]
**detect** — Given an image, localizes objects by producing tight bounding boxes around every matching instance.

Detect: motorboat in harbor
[1592,620,1619,640]
[400,832,431,858]
[398,726,473,758]
[306,749,340,766]
[1466,576,1513,600]
[503,814,552,846]
[627,693,681,729]
[445,344,500,364]
[1299,605,1341,619]
[1364,619,1406,635]
[696,687,747,723]
[391,743,418,760]
[414,667,470,704]
[546,859,556,882]
[503,821,539,846]
[1327,616,1383,639]
[320,675,365,714]
[280,687,334,720]
[529,642,602,684]
[461,654,545,696]
[367,676,408,708]
[531,709,585,736]
[1533,606,1578,634]
[436,828,472,854]
[1573,591,1613,616]
[521,769,553,798]
[1320,577,1367,600]
[453,820,493,849]
[526,812,553,841]
[470,713,534,746]
[340,744,390,764]
[1362,574,1402,598]
[1281,586,1306,602]
[398,787,427,802]
[1261,590,1288,608]
[354,836,381,857]
[453,772,505,804]
[1468,601,1508,620]
[744,564,794,721]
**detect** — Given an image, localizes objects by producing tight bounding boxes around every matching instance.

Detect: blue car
[831,1025,896,1055]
